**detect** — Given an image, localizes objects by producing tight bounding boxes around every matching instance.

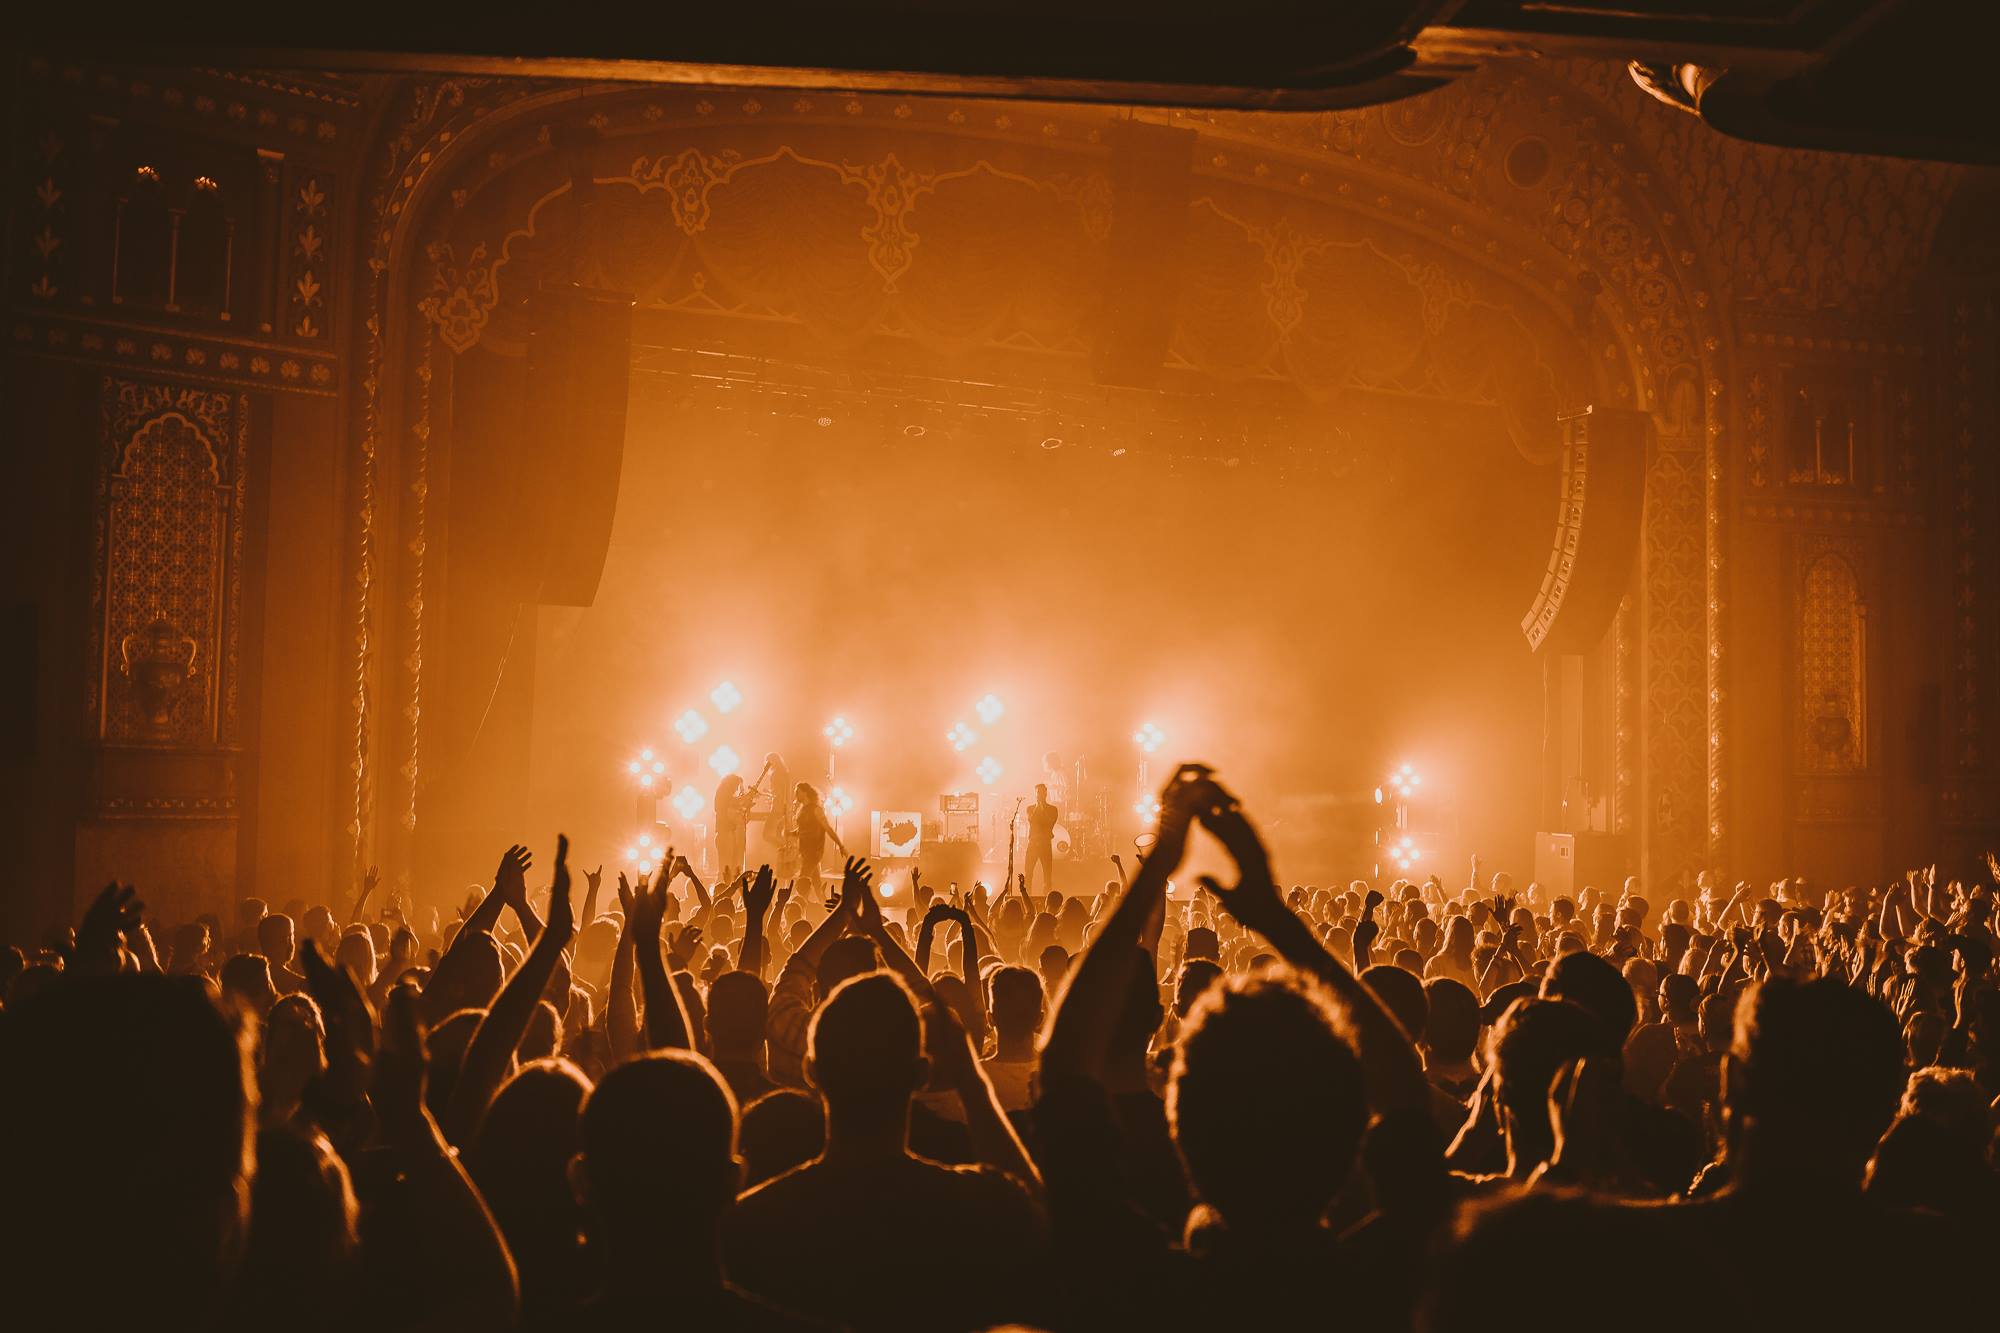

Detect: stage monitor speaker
[522,285,633,607]
[1533,830,1632,899]
[1090,119,1197,389]
[917,839,981,889]
[1520,407,1649,654]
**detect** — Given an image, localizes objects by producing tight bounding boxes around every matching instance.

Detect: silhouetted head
[1487,996,1613,1175]
[256,913,297,969]
[807,971,926,1132]
[1175,959,1224,1018]
[1423,978,1480,1065]
[220,953,279,1017]
[5,974,255,1324]
[1540,949,1638,1044]
[740,1088,826,1188]
[301,905,338,956]
[816,934,879,1002]
[471,1058,589,1281]
[575,1052,739,1246]
[1659,971,1699,1024]
[231,1126,356,1324]
[1361,964,1427,1044]
[707,969,770,1059]
[334,929,376,987]
[1725,978,1903,1190]
[989,965,1044,1039]
[1168,969,1367,1233]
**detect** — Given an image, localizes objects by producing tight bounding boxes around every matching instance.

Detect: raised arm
[436,845,529,978]
[928,995,1042,1195]
[607,884,640,1066]
[358,984,519,1329]
[350,864,380,926]
[849,858,937,1002]
[1041,765,1205,1082]
[737,865,777,979]
[445,834,577,1145]
[950,905,988,1035]
[1197,784,1429,1117]
[621,857,693,1051]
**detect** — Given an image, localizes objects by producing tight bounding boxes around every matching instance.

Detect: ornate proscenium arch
[343,65,1730,890]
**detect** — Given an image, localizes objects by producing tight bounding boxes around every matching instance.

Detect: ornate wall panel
[91,376,246,749]
[1794,538,1868,774]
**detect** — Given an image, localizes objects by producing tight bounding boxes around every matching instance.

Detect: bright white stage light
[651,760,666,775]
[639,833,653,849]
[707,744,741,777]
[672,785,704,820]
[826,786,855,818]
[975,756,1003,785]
[948,722,979,752]
[974,693,1005,725]
[641,748,654,761]
[1135,794,1162,820]
[710,681,743,714]
[824,716,855,748]
[1133,722,1165,753]
[639,773,655,789]
[673,709,709,744]
[627,760,641,775]
[624,845,639,862]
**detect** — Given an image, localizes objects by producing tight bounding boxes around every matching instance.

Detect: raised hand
[584,864,602,894]
[743,864,777,920]
[494,844,532,904]
[1191,780,1289,935]
[843,856,882,932]
[776,877,795,914]
[620,865,669,944]
[74,882,143,976]
[667,923,704,969]
[545,833,575,944]
[301,937,377,1110]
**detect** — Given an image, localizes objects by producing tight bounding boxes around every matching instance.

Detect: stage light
[707,744,741,777]
[881,881,895,897]
[639,833,653,849]
[1133,722,1165,753]
[628,760,641,775]
[639,773,655,788]
[624,845,639,862]
[641,748,654,761]
[975,756,1003,785]
[1134,794,1163,820]
[673,709,709,744]
[974,693,1005,725]
[710,681,742,714]
[651,760,666,775]
[948,722,979,752]
[826,785,855,817]
[824,715,855,748]
[672,784,704,821]
[1373,786,1384,805]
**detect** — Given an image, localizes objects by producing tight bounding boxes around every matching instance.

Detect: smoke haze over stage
[508,368,1554,881]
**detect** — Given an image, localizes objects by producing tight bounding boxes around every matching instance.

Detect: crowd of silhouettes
[5,762,1998,1330]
